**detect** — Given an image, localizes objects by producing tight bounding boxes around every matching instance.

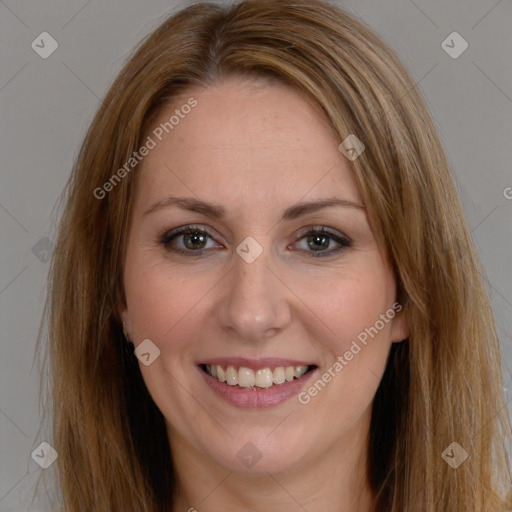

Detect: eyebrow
[144,195,365,220]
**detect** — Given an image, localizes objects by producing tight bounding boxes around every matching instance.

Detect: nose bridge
[216,238,290,339]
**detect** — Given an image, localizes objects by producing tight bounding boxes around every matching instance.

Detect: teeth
[204,364,309,388]
[226,366,237,386]
[238,367,255,387]
[272,366,285,384]
[255,368,273,388]
[294,366,306,378]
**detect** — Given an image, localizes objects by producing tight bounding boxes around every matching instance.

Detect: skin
[121,77,408,512]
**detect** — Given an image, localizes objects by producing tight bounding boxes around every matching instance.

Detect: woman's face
[121,78,408,476]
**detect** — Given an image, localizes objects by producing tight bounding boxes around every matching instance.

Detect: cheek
[299,265,396,350]
[294,266,396,413]
[124,243,396,350]
[123,251,224,370]
[123,250,192,342]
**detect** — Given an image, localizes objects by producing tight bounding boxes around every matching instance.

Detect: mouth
[197,357,318,408]
[199,363,317,389]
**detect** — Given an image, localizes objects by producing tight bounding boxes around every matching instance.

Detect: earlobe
[391,308,409,343]
[120,309,133,342]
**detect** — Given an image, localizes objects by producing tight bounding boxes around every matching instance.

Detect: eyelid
[159,224,221,245]
[159,223,352,257]
[160,223,350,242]
[293,225,352,243]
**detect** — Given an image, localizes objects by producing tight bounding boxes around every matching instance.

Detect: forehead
[135,79,362,214]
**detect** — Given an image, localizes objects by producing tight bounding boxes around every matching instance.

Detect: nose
[215,241,292,342]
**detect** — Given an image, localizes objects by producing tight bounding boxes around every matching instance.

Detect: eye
[159,224,352,258]
[291,226,352,258]
[160,225,221,257]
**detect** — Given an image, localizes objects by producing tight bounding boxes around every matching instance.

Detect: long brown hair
[37,0,512,510]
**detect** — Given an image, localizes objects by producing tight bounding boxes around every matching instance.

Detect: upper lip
[199,357,316,371]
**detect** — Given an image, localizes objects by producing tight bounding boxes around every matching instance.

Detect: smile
[198,358,318,408]
[201,363,312,388]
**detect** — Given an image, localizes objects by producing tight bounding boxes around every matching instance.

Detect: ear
[390,304,409,343]
[115,283,131,336]
[118,300,133,342]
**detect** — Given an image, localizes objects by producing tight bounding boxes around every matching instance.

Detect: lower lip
[198,366,317,408]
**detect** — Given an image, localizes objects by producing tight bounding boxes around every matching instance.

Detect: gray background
[1,0,511,510]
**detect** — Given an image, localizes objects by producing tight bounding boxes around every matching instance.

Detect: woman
[39,0,512,510]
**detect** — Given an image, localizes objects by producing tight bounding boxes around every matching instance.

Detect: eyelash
[159,224,352,258]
